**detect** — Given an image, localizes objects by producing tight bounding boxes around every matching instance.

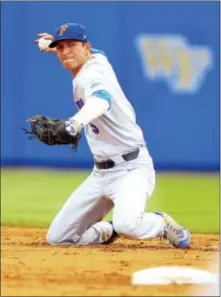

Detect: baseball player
[35,23,191,248]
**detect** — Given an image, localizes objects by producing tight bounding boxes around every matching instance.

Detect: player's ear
[85,42,92,54]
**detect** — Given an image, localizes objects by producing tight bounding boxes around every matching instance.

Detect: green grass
[1,168,220,233]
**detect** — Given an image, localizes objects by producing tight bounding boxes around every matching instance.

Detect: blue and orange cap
[49,23,89,48]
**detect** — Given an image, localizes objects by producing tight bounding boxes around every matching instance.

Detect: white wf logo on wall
[135,35,213,93]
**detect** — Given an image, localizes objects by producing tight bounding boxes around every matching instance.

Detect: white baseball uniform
[47,50,165,245]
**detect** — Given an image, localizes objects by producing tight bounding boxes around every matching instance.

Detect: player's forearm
[65,97,110,136]
[73,96,110,125]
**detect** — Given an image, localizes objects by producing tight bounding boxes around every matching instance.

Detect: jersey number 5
[75,99,100,134]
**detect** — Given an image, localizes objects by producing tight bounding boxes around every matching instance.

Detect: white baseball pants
[46,147,165,245]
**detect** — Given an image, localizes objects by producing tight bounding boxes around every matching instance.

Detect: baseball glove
[21,115,81,150]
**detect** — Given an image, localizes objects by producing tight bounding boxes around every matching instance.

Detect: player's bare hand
[34,33,56,54]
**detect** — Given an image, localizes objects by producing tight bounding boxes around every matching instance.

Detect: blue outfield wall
[1,1,220,170]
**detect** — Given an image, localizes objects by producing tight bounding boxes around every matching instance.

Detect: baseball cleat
[155,212,191,249]
[103,221,119,245]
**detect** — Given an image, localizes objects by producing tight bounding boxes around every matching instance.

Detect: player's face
[56,40,91,71]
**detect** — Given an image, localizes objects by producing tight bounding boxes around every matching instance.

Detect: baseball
[38,37,52,50]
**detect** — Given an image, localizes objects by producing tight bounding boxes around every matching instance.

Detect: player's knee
[46,229,61,245]
[46,226,70,245]
[113,218,140,239]
[46,225,80,245]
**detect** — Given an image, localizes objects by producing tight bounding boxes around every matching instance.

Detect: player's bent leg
[47,199,114,246]
[113,212,164,240]
[47,216,114,246]
[111,164,165,240]
[46,172,114,246]
[47,221,114,246]
[110,163,191,248]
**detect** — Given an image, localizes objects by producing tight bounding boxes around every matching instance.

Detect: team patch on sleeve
[92,90,112,107]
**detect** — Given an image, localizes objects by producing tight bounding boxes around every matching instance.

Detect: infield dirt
[1,227,219,296]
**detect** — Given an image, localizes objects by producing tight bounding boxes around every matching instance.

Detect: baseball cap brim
[50,38,89,48]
